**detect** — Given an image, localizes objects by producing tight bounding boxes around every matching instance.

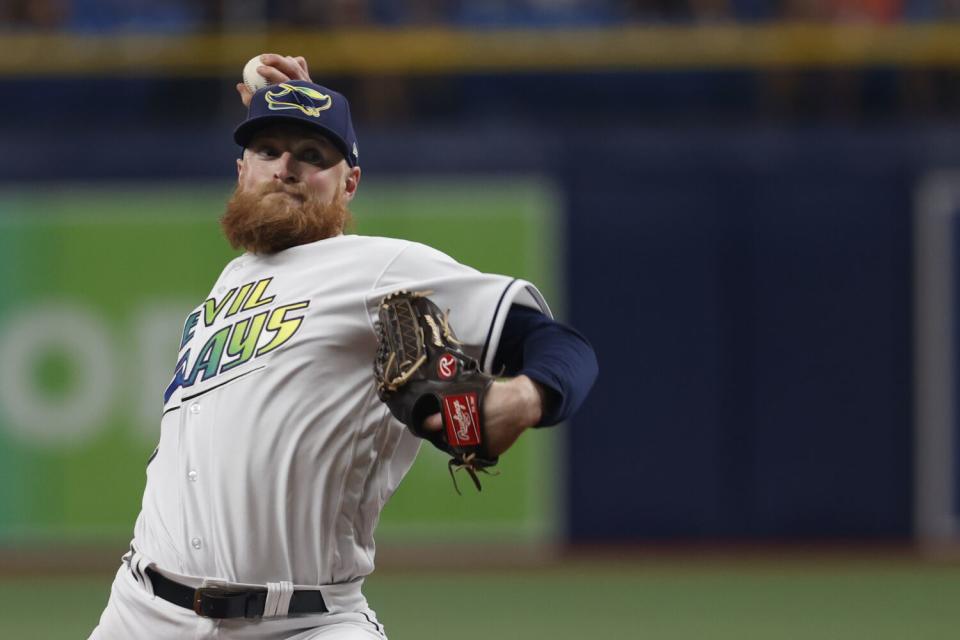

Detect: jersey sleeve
[494,305,599,427]
[365,241,552,373]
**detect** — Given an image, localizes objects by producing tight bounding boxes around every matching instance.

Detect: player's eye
[300,148,325,165]
[255,145,279,158]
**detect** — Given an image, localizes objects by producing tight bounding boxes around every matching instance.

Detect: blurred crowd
[4,0,960,31]
[4,0,960,127]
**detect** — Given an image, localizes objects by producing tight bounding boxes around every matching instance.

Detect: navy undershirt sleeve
[492,304,598,427]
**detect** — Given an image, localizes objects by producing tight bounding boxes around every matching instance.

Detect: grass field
[4,554,960,639]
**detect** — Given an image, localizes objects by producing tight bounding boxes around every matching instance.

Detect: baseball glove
[373,290,498,492]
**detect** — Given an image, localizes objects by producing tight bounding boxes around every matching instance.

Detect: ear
[236,157,244,179]
[342,166,361,202]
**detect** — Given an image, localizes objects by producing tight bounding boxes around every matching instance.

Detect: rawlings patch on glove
[374,290,497,492]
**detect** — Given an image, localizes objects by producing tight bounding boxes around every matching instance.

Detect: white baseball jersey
[131,234,549,595]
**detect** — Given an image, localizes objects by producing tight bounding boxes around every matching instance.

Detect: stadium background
[3,1,960,637]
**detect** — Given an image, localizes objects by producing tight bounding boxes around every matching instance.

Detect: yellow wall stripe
[3,25,960,76]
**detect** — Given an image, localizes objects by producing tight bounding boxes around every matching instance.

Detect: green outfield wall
[0,179,561,545]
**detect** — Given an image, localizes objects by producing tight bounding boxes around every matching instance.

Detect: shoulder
[343,234,466,272]
[342,234,453,259]
[350,235,482,289]
[336,234,410,251]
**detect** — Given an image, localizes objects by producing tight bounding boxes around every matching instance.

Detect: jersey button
[189,403,201,414]
[191,537,202,550]
[187,470,198,482]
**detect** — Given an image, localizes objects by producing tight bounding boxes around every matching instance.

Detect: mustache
[253,181,308,200]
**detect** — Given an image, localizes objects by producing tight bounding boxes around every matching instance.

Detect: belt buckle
[193,581,263,619]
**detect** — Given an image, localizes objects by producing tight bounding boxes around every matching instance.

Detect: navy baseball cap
[234,80,360,167]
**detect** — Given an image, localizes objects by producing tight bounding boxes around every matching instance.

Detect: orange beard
[220,181,353,254]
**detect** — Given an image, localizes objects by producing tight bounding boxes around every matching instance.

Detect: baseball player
[88,54,597,639]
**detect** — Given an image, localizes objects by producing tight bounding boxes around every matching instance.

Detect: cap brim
[233,115,354,167]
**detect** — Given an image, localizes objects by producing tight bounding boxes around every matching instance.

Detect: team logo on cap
[265,83,332,117]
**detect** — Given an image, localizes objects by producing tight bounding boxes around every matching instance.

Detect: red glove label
[442,393,481,446]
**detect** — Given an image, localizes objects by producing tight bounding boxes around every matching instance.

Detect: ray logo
[265,83,332,117]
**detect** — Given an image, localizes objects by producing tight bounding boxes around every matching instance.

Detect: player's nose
[273,152,299,183]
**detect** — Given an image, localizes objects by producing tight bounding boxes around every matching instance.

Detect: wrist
[513,374,544,428]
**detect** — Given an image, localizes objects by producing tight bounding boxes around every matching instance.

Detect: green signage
[0,179,561,544]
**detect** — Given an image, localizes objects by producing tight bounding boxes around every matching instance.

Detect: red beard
[220,181,352,254]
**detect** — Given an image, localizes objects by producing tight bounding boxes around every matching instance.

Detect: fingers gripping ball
[373,291,498,492]
[242,55,270,93]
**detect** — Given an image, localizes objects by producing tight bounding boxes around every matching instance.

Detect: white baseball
[242,55,270,93]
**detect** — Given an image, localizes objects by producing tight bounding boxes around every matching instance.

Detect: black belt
[145,567,328,619]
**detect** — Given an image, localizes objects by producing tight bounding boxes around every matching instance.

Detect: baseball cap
[234,80,360,167]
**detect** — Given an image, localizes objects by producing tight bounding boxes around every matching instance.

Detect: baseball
[242,55,270,93]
